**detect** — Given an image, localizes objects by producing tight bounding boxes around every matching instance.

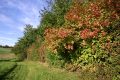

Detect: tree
[12,24,37,60]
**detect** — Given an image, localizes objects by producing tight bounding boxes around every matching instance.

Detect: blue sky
[0,0,49,46]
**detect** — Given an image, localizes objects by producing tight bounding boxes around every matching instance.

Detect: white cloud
[20,16,39,27]
[18,26,25,32]
[0,36,13,41]
[7,0,40,29]
[21,17,32,24]
[0,36,17,46]
[0,40,15,46]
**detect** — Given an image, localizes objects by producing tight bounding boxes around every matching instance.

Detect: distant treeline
[0,45,13,48]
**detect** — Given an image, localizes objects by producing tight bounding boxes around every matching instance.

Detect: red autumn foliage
[88,2,101,18]
[101,31,106,37]
[58,29,70,39]
[44,0,120,54]
[65,0,119,30]
[80,28,100,39]
[80,29,90,39]
[44,28,72,39]
[100,20,110,27]
[44,27,73,52]
[65,4,80,21]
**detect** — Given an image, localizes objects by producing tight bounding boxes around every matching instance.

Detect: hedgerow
[12,0,120,79]
[44,0,120,79]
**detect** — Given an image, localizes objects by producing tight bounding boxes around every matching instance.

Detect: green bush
[46,50,65,68]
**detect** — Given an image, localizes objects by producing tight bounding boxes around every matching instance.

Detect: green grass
[3,61,79,80]
[0,48,12,54]
[0,48,16,61]
[4,63,28,80]
[0,62,17,78]
[25,61,79,80]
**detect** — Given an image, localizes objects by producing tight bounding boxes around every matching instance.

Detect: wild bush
[44,0,120,79]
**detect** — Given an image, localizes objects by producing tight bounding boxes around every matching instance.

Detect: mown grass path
[5,61,79,80]
[25,61,79,80]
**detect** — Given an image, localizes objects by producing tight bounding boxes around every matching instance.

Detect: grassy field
[0,48,12,54]
[1,61,79,80]
[0,48,79,80]
[0,48,16,61]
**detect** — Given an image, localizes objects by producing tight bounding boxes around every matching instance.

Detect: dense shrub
[44,0,120,79]
[46,50,65,68]
[27,37,46,62]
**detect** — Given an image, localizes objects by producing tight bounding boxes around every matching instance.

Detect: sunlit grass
[2,61,79,80]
